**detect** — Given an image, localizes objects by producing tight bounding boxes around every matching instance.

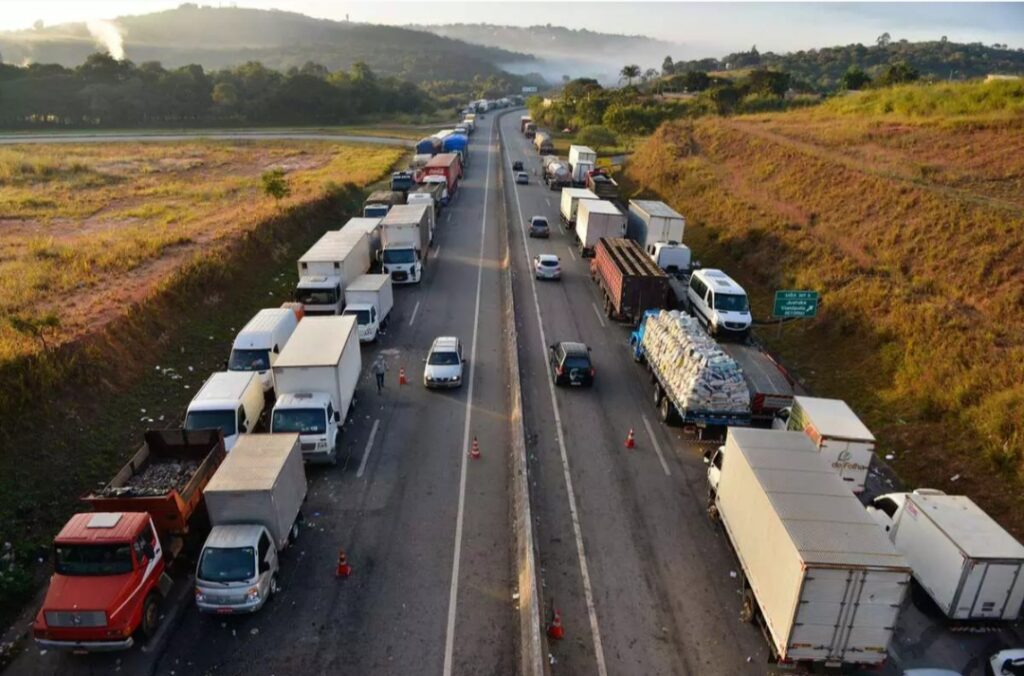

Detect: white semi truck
[294,230,371,315]
[270,316,361,464]
[558,187,598,228]
[575,199,626,258]
[567,144,597,186]
[705,428,910,669]
[380,203,433,285]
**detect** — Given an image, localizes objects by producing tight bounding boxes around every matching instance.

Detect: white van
[228,308,299,392]
[686,269,752,337]
[184,371,265,451]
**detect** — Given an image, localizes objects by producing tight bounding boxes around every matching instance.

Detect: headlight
[195,588,206,603]
[246,587,260,601]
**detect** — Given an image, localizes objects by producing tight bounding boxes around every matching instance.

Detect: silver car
[534,254,561,280]
[424,336,464,388]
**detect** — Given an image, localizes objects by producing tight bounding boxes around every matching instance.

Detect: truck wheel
[659,396,675,425]
[139,593,160,639]
[706,500,720,523]
[269,574,280,598]
[653,383,663,406]
[739,589,757,624]
[289,519,300,544]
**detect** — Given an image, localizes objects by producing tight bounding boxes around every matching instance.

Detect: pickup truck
[34,429,226,651]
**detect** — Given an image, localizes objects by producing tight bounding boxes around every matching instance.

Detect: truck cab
[343,303,380,342]
[381,246,422,284]
[195,524,279,614]
[270,392,340,463]
[422,174,450,206]
[648,242,693,277]
[294,274,342,315]
[34,512,170,651]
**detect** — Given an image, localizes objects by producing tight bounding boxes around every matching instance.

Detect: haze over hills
[411,23,682,84]
[0,5,539,85]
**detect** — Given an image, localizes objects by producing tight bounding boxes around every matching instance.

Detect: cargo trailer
[590,237,669,324]
[627,199,686,251]
[575,199,626,257]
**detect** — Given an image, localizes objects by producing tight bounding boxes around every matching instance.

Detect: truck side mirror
[239,423,248,433]
[334,411,341,423]
[259,560,270,574]
[702,450,713,465]
[143,543,155,560]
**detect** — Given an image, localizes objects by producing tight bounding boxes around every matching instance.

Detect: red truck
[591,237,669,325]
[421,152,462,198]
[33,429,225,652]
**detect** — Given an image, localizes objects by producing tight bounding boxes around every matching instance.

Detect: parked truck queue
[18,103,1024,676]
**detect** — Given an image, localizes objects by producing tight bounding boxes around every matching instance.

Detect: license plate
[216,608,234,614]
[571,381,581,387]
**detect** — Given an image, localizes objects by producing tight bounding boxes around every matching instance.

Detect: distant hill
[670,40,1024,91]
[410,23,681,84]
[0,5,539,84]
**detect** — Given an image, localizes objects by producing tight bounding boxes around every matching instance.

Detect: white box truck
[270,316,361,464]
[195,433,307,614]
[868,491,1024,621]
[227,308,299,392]
[627,199,686,251]
[568,145,597,185]
[294,230,371,315]
[340,217,382,265]
[575,199,626,258]
[705,428,910,668]
[380,203,433,285]
[559,187,598,228]
[342,274,394,342]
[778,396,876,493]
[184,371,265,451]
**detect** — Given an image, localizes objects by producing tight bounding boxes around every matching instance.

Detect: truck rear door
[788,567,905,665]
[962,561,1023,618]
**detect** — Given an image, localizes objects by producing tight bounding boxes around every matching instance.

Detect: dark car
[528,216,550,238]
[549,341,594,387]
[512,160,524,172]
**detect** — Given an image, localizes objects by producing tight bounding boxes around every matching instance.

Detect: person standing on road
[371,354,388,394]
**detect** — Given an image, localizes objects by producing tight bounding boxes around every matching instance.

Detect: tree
[662,56,675,76]
[746,69,790,97]
[620,64,641,86]
[877,32,892,47]
[875,61,920,87]
[9,313,60,352]
[575,125,617,154]
[841,66,871,90]
[708,85,742,114]
[642,68,659,84]
[261,169,290,203]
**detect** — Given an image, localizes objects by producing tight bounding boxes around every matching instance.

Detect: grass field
[624,79,1024,536]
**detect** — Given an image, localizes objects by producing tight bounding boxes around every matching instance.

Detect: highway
[498,112,768,674]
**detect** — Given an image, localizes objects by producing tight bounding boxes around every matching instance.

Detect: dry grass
[625,103,1024,536]
[0,141,403,366]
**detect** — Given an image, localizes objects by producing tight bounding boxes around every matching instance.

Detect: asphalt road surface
[7,115,511,676]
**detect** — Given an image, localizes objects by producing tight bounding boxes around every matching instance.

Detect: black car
[512,160,524,172]
[549,342,594,387]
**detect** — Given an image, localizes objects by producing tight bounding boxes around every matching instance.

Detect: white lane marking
[408,300,421,326]
[641,415,672,477]
[503,121,609,676]
[558,220,565,235]
[591,302,607,328]
[566,245,576,261]
[446,211,452,223]
[356,419,381,478]
[442,113,494,676]
[545,197,552,207]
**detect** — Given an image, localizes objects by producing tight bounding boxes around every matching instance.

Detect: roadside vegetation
[623,78,1024,535]
[0,139,402,633]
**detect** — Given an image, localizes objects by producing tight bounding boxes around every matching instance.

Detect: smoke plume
[86,20,125,60]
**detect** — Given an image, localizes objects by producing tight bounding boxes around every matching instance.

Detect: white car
[989,649,1024,675]
[424,336,464,389]
[534,254,561,280]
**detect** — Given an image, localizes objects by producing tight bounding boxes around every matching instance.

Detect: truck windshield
[272,408,326,435]
[185,410,237,437]
[383,249,417,265]
[55,544,133,576]
[714,293,749,312]
[364,207,388,218]
[294,287,338,306]
[228,348,270,372]
[197,547,255,583]
[344,309,372,325]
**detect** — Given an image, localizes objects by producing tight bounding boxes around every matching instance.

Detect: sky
[2,1,1023,56]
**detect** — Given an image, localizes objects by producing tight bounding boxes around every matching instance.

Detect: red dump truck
[591,237,669,324]
[422,152,462,199]
[33,429,225,652]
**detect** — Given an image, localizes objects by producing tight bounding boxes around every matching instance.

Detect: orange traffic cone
[335,549,352,578]
[470,437,481,459]
[399,367,407,385]
[547,608,565,640]
[625,428,635,449]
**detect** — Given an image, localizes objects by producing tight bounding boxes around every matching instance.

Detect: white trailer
[380,204,433,285]
[270,316,361,464]
[339,217,382,264]
[342,274,394,342]
[559,187,598,227]
[707,428,910,668]
[784,396,876,493]
[885,492,1024,620]
[568,145,597,185]
[627,199,686,251]
[294,230,371,315]
[575,199,626,257]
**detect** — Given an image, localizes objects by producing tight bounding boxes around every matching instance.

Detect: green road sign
[773,290,819,318]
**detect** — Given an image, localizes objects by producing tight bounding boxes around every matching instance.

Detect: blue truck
[630,310,753,429]
[390,171,415,193]
[441,133,469,168]
[415,137,441,156]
